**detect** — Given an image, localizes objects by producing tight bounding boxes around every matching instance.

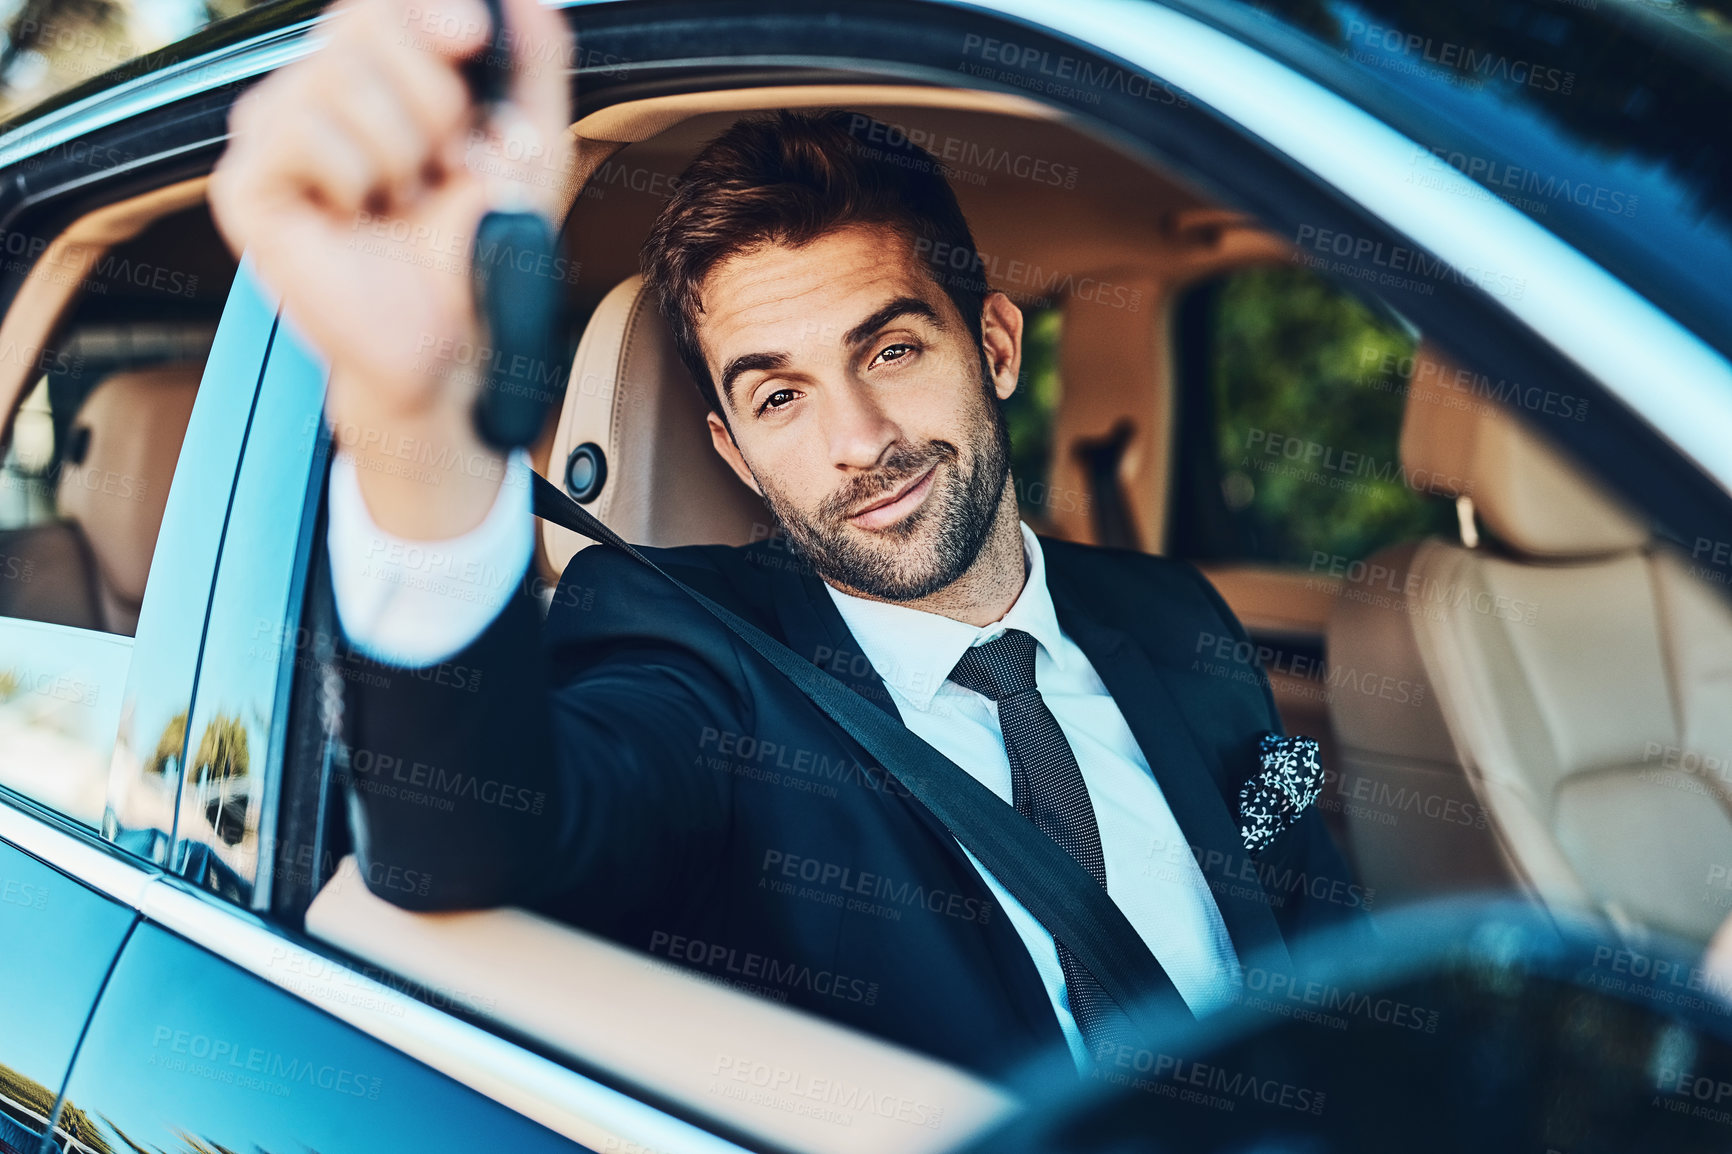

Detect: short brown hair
[640,110,988,414]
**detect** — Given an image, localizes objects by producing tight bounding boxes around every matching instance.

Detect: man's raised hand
[210,0,574,538]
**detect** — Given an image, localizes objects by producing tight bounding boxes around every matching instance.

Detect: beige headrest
[541,276,768,573]
[1399,345,1645,559]
[57,365,200,629]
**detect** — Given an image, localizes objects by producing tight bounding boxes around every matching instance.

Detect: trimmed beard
[756,378,1012,602]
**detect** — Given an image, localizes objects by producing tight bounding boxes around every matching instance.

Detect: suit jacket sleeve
[333,539,748,932]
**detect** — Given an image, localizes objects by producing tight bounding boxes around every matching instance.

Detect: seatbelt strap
[530,472,1188,1042]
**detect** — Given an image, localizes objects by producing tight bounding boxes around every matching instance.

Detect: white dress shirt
[326,448,535,667]
[328,472,1242,1068]
[825,524,1241,1069]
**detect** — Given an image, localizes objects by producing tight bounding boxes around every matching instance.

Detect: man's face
[697,223,1023,601]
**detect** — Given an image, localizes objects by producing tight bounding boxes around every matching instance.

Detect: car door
[0,834,133,1154]
[41,283,677,1154]
[53,918,597,1154]
[44,252,743,1154]
[0,108,259,1154]
[0,48,737,1154]
[14,2,1726,1152]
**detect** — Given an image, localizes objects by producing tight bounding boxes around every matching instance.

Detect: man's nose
[823,380,900,471]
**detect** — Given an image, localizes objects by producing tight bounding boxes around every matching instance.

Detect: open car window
[27,3,1709,1153]
[279,74,1732,1154]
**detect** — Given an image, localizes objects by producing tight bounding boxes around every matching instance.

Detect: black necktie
[948,628,1133,1064]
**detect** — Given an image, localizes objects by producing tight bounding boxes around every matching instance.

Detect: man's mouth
[847,466,938,532]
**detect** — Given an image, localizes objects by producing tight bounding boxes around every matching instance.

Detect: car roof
[1,0,1726,361]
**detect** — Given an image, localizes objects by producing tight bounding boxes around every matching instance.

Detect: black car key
[465,0,564,451]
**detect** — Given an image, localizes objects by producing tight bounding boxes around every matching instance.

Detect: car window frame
[167,289,325,910]
[256,0,1732,1139]
[1150,0,1732,371]
[4,1,1727,1152]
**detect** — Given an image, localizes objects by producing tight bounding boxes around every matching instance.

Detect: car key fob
[470,210,562,450]
[466,0,564,451]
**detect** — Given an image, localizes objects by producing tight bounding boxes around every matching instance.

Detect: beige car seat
[1326,346,1732,942]
[540,275,768,574]
[0,365,199,635]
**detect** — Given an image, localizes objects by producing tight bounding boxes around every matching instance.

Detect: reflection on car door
[56,921,586,1153]
[0,836,133,1154]
[40,263,585,1154]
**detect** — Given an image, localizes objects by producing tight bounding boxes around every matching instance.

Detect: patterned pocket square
[1238,733,1325,856]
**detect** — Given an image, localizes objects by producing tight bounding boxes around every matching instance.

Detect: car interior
[0,186,235,826]
[0,195,232,637]
[308,83,1732,1124]
[1330,347,1732,943]
[2,72,1731,1150]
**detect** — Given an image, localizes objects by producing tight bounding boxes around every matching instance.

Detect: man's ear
[980,290,1024,402]
[707,412,763,496]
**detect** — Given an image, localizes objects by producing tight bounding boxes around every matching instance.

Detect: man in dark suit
[212,0,1362,1079]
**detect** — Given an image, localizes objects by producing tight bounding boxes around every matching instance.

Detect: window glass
[0,378,52,523]
[0,338,214,634]
[1168,260,1732,938]
[0,203,238,826]
[0,204,235,635]
[1172,263,1455,567]
[169,318,326,906]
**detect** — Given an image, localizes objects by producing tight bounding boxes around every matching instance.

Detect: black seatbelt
[531,472,1190,1045]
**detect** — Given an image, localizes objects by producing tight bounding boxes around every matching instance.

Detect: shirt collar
[823,523,1068,712]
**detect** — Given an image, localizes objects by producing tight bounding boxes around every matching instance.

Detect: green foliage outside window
[1003,307,1063,522]
[1209,265,1456,565]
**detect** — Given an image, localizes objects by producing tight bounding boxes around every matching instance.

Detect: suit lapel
[761,549,990,863]
[758,549,901,719]
[1048,574,1290,968]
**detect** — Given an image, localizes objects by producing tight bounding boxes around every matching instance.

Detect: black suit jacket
[336,533,1364,1079]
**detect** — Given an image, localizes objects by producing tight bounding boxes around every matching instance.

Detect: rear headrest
[1399,344,1645,559]
[541,276,767,574]
[57,364,200,630]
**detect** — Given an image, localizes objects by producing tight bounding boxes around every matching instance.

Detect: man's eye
[871,342,917,368]
[759,388,799,414]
